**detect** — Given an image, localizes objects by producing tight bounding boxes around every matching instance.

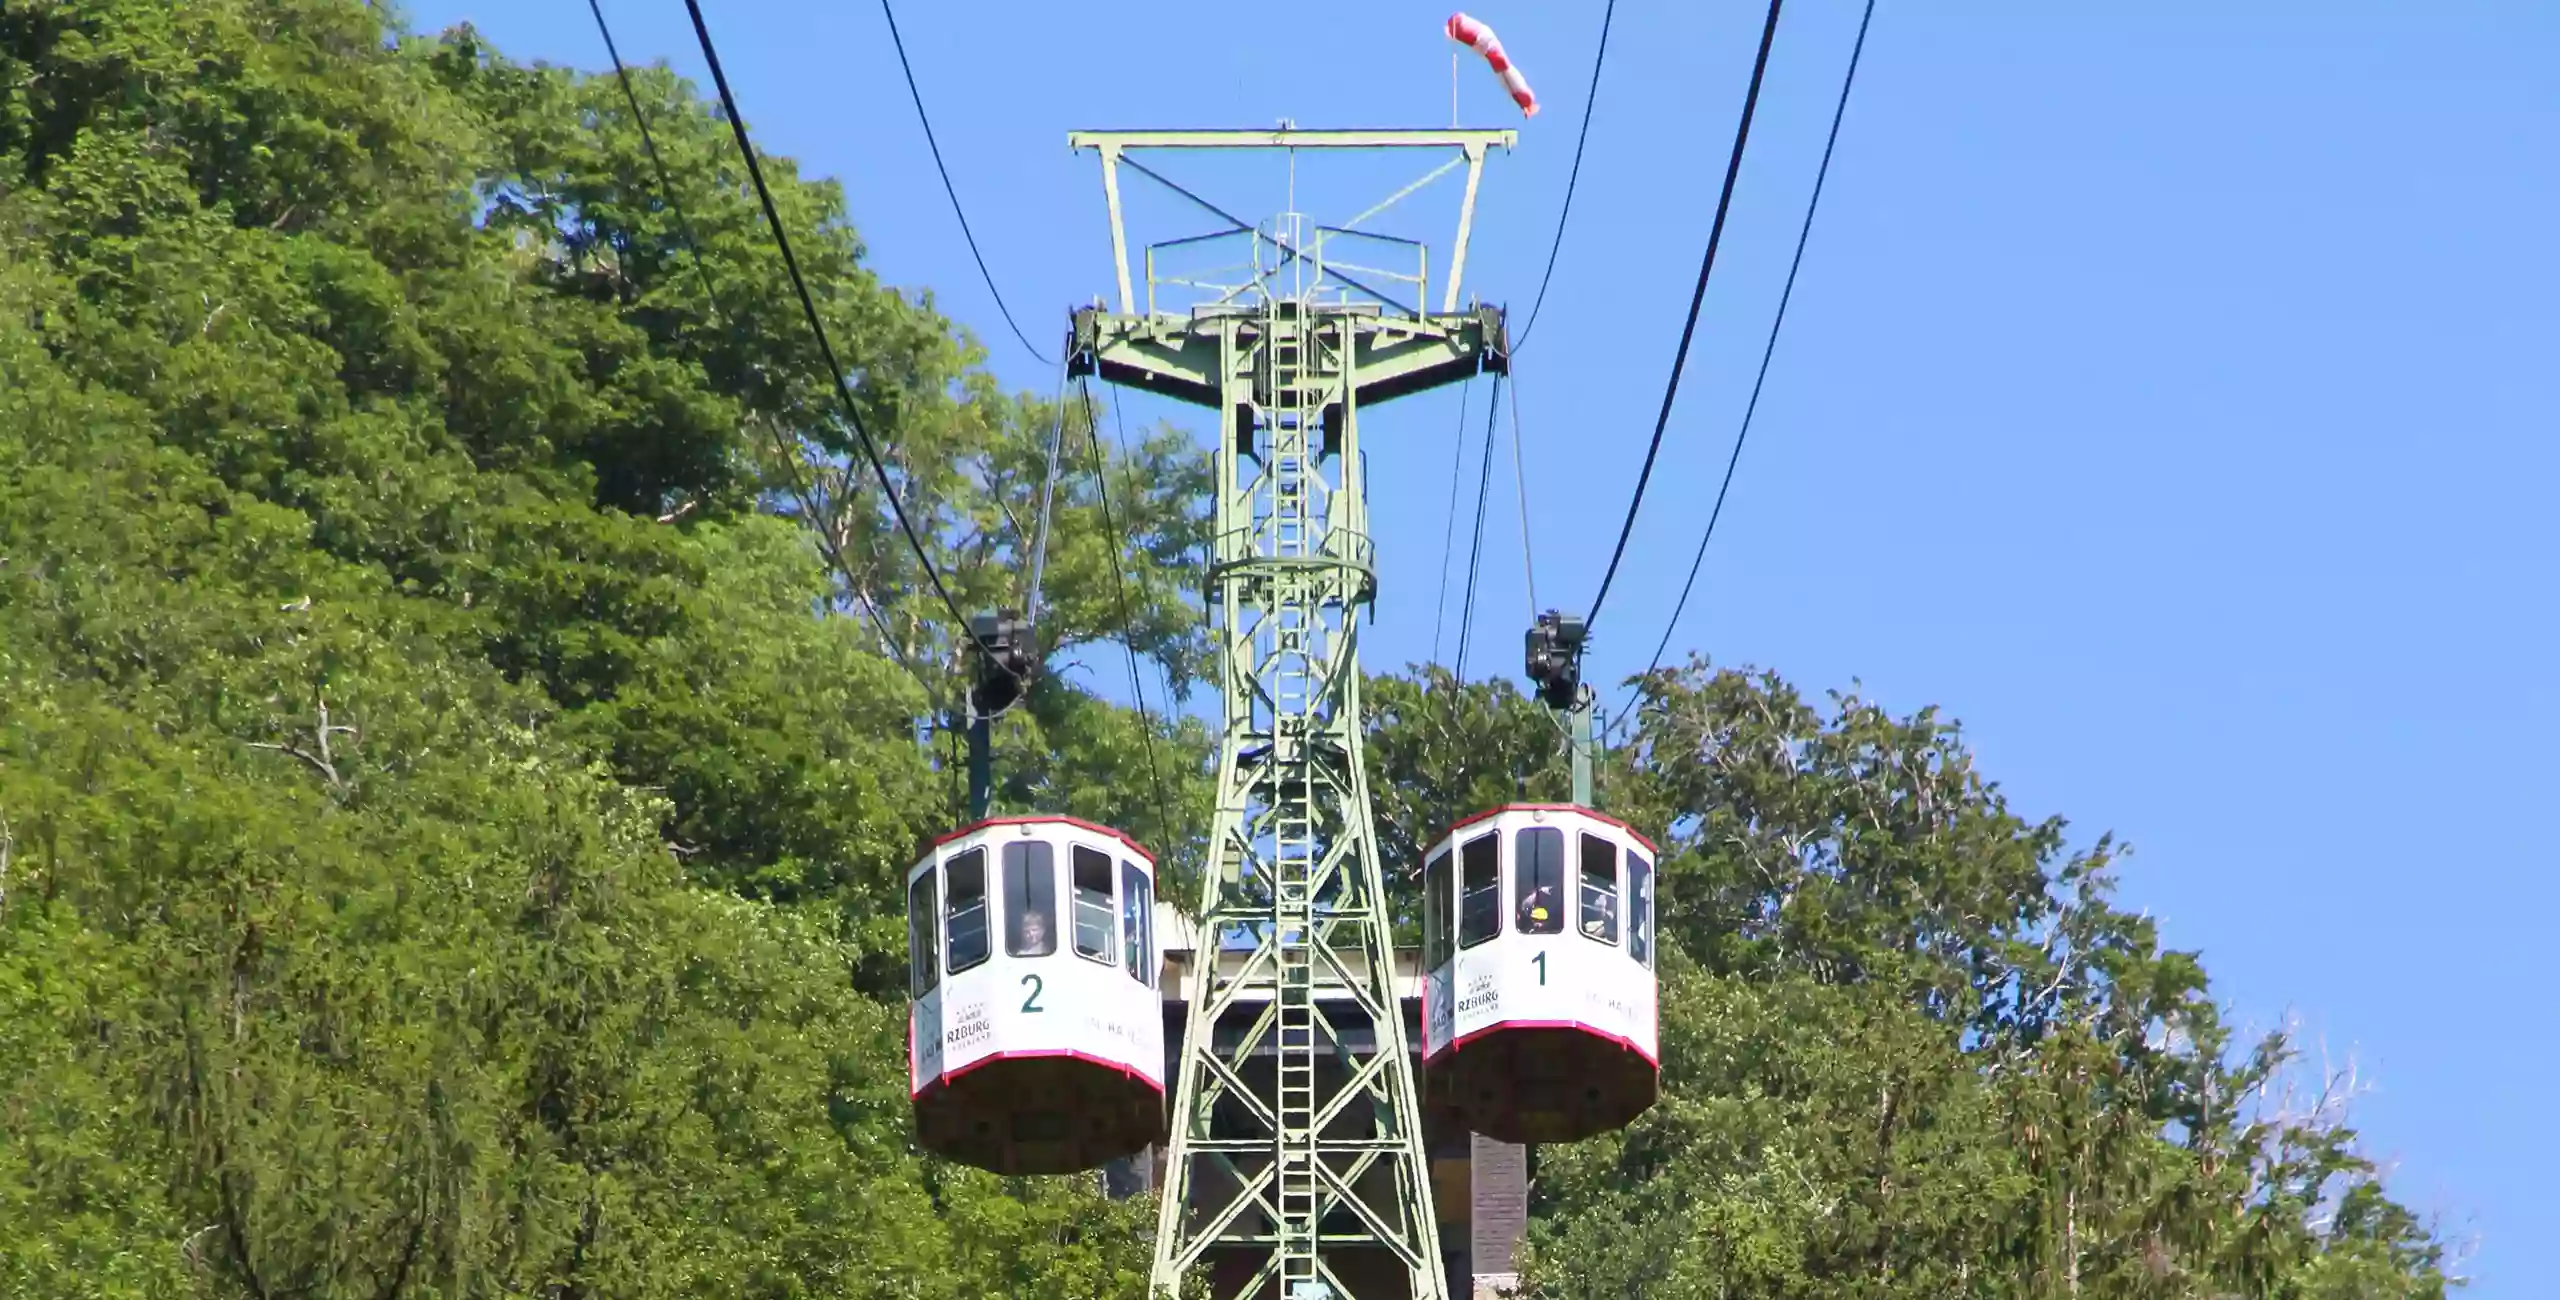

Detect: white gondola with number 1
[1420,803,1659,1144]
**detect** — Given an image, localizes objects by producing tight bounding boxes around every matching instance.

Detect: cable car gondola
[1418,611,1660,1144]
[907,815,1165,1175]
[906,613,1165,1175]
[1418,803,1659,1144]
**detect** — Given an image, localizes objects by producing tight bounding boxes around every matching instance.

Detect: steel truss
[1067,129,1509,1300]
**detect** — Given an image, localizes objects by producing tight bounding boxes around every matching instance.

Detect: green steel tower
[1065,129,1512,1300]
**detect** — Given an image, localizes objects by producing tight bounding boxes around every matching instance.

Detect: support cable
[877,0,1052,365]
[1510,0,1617,353]
[1113,155,1248,237]
[584,0,949,707]
[958,364,1075,729]
[1104,387,1183,722]
[1078,379,1180,851]
[1507,368,1538,619]
[1582,0,1787,633]
[1023,364,1071,628]
[1614,0,1877,742]
[1453,371,1505,681]
[683,0,1008,679]
[1430,378,1475,666]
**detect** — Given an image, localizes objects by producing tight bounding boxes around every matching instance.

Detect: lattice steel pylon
[1065,129,1512,1300]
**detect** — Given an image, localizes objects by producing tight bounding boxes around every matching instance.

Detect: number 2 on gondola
[1020,973,1045,1013]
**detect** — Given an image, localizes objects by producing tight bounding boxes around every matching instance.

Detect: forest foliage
[0,2,2453,1297]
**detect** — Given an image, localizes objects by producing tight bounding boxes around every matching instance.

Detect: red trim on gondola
[1437,803,1659,855]
[910,1047,1168,1100]
[1423,1016,1660,1069]
[923,815,1157,864]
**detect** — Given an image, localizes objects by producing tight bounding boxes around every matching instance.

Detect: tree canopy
[0,2,2454,1297]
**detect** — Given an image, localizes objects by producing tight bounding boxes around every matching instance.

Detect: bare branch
[247,694,359,793]
[179,1222,221,1272]
[994,493,1031,559]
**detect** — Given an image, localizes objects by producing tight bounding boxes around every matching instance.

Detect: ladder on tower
[1268,294,1323,1293]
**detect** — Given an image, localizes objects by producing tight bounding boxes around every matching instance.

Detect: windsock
[1447,12,1538,118]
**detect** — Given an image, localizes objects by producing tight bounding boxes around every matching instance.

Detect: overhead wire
[1509,0,1617,353]
[877,0,1053,366]
[1430,378,1474,665]
[682,0,1010,682]
[582,0,949,710]
[1614,0,1878,742]
[1581,0,1788,633]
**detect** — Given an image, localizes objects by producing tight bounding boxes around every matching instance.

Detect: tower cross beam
[1071,128,1516,319]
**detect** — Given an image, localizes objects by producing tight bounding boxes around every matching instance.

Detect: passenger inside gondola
[1516,825,1567,935]
[1518,885,1557,931]
[1004,840,1058,957]
[1581,890,1613,939]
[1579,832,1619,942]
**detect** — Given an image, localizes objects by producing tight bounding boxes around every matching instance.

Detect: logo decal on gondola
[947,1000,993,1052]
[1455,972,1500,1016]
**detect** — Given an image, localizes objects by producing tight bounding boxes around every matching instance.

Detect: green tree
[1504,660,2453,1299]
[0,3,1187,1294]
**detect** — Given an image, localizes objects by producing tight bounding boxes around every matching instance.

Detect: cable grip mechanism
[1524,609,1587,713]
[967,609,1035,720]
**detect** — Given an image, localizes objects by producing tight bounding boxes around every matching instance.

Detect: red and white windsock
[1447,12,1538,118]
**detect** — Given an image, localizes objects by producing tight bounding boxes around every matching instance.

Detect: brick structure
[1467,1135,1527,1296]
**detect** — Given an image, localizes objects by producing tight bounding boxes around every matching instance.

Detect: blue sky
[407,1,2554,1290]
